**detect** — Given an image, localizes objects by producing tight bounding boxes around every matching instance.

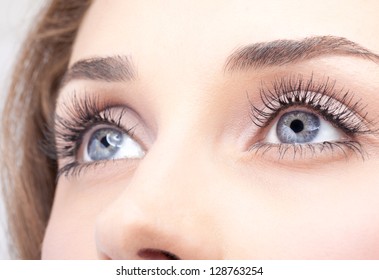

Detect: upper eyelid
[52,105,141,177]
[52,94,134,156]
[250,75,373,135]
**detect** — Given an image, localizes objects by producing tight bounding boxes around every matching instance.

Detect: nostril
[138,248,180,260]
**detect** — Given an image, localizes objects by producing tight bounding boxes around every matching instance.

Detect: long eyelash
[42,92,134,178]
[249,74,375,159]
[251,74,374,135]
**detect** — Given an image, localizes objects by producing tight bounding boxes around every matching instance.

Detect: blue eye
[83,127,145,162]
[276,111,320,143]
[265,110,342,144]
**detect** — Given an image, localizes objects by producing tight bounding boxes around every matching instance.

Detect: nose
[95,138,223,260]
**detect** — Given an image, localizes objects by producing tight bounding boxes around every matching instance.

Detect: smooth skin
[42,0,379,259]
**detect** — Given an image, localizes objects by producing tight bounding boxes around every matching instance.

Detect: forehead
[70,0,379,68]
[71,0,379,66]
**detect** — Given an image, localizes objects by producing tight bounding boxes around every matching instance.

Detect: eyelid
[251,75,373,136]
[245,75,374,162]
[257,91,367,135]
[49,93,146,178]
[55,105,134,157]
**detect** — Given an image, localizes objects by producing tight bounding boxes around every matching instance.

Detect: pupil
[100,136,110,147]
[290,119,304,133]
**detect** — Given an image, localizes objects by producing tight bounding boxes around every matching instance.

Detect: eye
[82,126,145,162]
[265,110,343,144]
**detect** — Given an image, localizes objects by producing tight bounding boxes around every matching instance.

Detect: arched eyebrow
[224,35,379,72]
[60,36,379,87]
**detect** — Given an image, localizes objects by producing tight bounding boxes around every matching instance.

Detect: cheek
[283,192,379,259]
[42,210,97,259]
[298,167,379,258]
[41,159,379,259]
[317,167,379,258]
[221,161,379,259]
[41,181,123,259]
[42,197,98,259]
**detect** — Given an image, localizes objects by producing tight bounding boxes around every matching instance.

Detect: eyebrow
[61,36,379,86]
[224,35,379,72]
[60,55,136,87]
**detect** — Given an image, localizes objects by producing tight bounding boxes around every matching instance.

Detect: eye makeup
[44,93,142,178]
[248,74,376,161]
[46,72,378,180]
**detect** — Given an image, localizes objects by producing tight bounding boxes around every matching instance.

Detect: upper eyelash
[250,74,374,136]
[42,92,134,177]
[42,75,376,178]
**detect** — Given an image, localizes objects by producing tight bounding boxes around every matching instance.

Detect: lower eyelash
[247,74,375,160]
[249,140,366,161]
[57,161,107,178]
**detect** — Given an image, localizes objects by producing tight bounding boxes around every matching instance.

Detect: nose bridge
[130,130,211,222]
[95,124,223,259]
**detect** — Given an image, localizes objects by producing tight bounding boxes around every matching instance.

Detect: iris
[276,111,320,143]
[87,128,123,160]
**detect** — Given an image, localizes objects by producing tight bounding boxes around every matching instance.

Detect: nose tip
[94,133,224,260]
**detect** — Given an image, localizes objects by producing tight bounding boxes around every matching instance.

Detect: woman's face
[42,0,379,259]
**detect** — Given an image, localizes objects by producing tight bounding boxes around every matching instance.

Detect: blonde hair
[1,0,91,259]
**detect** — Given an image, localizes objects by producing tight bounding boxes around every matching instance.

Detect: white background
[2,260,379,279]
[0,0,45,259]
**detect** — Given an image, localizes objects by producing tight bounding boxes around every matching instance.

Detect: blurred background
[0,0,45,259]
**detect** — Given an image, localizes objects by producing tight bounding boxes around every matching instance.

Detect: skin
[42,0,379,259]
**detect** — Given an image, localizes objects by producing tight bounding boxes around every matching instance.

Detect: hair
[1,0,92,259]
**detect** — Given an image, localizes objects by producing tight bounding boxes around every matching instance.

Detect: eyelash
[44,93,135,178]
[45,75,375,179]
[249,74,374,159]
